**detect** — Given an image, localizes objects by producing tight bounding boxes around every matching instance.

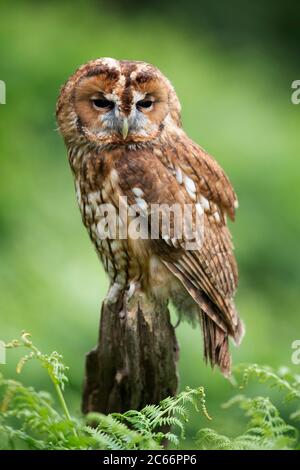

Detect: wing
[114,138,240,339]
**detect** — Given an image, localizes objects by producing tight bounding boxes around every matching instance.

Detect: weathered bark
[82,287,179,414]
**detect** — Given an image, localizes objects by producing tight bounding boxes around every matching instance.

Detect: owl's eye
[136,99,153,110]
[92,98,114,110]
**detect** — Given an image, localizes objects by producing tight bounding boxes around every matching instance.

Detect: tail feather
[200,312,232,376]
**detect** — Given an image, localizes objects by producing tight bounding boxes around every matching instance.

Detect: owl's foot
[127,281,141,301]
[105,282,125,307]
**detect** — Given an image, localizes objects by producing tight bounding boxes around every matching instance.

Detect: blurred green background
[1,0,300,448]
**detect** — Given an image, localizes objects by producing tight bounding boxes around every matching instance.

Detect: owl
[56,58,244,376]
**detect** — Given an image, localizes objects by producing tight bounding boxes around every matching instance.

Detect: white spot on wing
[213,211,221,223]
[199,195,210,211]
[175,167,183,185]
[186,189,196,201]
[184,175,196,194]
[135,197,148,211]
[132,187,144,197]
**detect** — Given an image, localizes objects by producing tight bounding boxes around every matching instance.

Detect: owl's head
[56,58,181,148]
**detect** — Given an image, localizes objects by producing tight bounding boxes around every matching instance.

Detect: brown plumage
[56,58,244,376]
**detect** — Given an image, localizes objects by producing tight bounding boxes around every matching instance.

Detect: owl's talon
[127,281,140,300]
[106,282,123,306]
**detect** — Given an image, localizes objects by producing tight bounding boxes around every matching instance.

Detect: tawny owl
[56,58,244,376]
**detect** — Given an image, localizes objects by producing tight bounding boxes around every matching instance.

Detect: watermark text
[291,80,300,104]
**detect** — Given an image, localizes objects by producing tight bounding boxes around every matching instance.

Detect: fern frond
[196,428,233,450]
[197,394,298,450]
[234,364,300,401]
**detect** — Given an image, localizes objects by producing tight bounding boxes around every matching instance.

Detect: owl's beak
[121,118,129,140]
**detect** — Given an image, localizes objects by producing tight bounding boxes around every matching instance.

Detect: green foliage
[0,333,211,450]
[0,375,210,450]
[1,336,300,450]
[85,385,210,450]
[196,364,300,450]
[6,331,72,423]
[197,396,297,450]
[235,363,300,403]
[110,386,211,448]
[6,331,68,389]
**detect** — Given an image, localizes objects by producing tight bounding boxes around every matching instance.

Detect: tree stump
[82,287,179,414]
